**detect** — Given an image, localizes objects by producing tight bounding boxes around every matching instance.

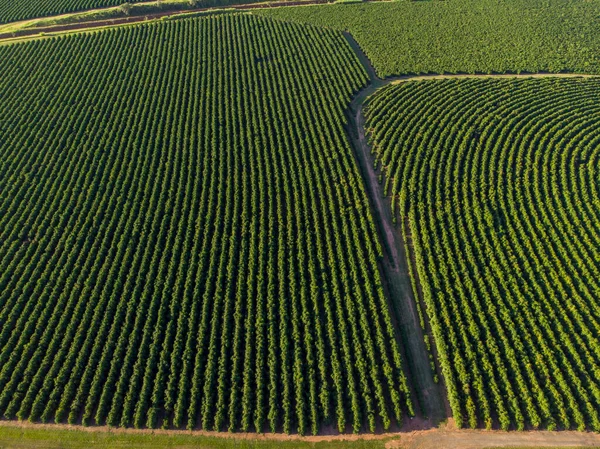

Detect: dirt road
[389,73,599,83]
[5,419,600,449]
[394,426,600,449]
[344,32,448,426]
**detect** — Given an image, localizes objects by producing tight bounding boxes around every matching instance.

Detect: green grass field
[0,426,391,449]
[0,425,598,449]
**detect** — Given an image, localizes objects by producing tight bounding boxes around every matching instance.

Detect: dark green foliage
[0,14,413,433]
[364,77,600,431]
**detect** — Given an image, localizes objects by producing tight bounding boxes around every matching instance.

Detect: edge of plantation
[0,0,331,33]
[3,419,600,448]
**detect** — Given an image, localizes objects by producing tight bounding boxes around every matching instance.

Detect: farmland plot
[0,14,413,434]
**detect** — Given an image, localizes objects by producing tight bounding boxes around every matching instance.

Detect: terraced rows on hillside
[364,77,600,431]
[0,14,414,434]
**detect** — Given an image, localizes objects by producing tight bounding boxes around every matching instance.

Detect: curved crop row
[364,77,600,431]
[0,13,413,433]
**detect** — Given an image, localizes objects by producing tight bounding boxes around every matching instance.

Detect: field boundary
[344,32,448,426]
[4,419,600,448]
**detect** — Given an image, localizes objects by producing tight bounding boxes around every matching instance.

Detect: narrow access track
[344,32,448,428]
[343,31,598,433]
[0,0,332,41]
